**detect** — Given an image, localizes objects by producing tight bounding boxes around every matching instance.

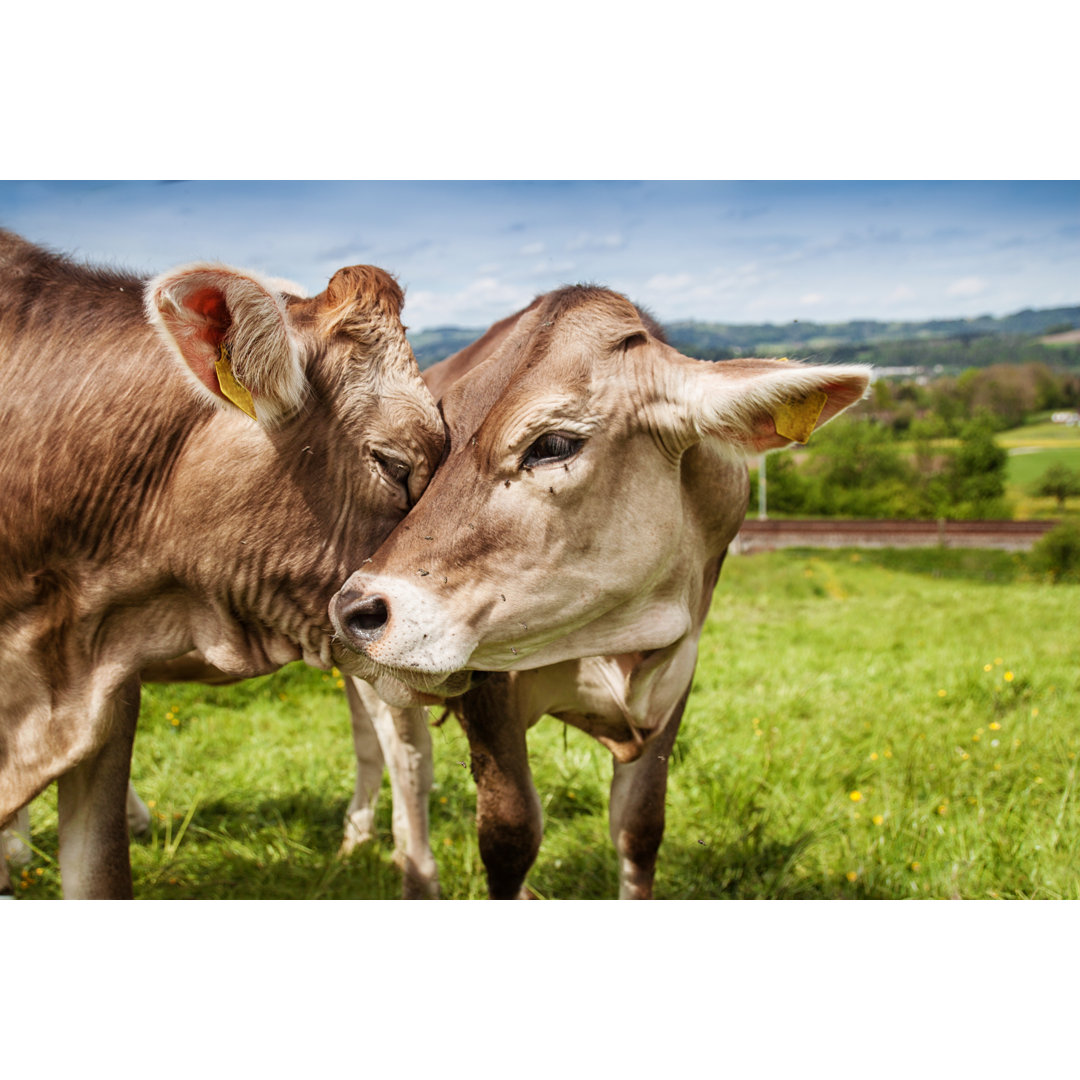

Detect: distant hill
[664,306,1080,355]
[407,304,1080,369]
[408,327,483,370]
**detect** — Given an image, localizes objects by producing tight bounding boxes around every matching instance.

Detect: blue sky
[1,180,1076,331]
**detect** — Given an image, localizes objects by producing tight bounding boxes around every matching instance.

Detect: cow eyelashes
[372,450,411,486]
[521,432,583,469]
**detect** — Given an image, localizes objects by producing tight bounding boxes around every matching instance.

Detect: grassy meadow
[1001,418,1080,520]
[11,548,1080,900]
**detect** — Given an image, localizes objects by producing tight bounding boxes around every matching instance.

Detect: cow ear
[671,357,871,453]
[146,263,306,427]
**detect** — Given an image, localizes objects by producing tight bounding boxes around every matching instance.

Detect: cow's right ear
[146,264,306,427]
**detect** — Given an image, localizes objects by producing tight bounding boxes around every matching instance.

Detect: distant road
[733,519,1059,553]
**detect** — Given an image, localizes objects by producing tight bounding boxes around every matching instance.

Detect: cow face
[330,287,868,700]
[147,262,445,555]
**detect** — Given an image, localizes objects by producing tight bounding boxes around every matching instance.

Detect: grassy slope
[15,551,1080,900]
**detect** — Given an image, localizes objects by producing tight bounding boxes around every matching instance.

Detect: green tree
[945,419,1009,518]
[1034,463,1080,509]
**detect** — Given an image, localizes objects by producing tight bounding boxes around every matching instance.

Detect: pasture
[1000,418,1080,518]
[12,549,1079,900]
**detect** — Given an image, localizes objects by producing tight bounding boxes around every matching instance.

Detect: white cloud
[404,276,532,328]
[946,276,989,297]
[888,284,916,302]
[644,272,694,292]
[799,292,825,306]
[519,241,545,256]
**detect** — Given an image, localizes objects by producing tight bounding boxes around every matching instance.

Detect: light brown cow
[330,286,870,898]
[0,230,443,898]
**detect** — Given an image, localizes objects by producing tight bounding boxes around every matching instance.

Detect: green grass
[13,550,1080,900]
[1006,446,1080,489]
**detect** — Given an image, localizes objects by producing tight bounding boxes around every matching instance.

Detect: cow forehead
[441,289,650,443]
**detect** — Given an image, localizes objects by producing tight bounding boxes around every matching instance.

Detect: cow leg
[608,686,690,900]
[340,677,387,855]
[57,678,140,899]
[349,678,438,899]
[2,804,32,866]
[126,782,151,837]
[458,680,541,900]
[0,804,30,897]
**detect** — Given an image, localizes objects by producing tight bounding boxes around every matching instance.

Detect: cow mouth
[330,639,477,704]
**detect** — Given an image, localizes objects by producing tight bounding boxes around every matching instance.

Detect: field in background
[1001,419,1080,519]
[13,549,1080,900]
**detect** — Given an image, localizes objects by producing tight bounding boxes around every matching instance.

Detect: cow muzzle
[329,572,478,680]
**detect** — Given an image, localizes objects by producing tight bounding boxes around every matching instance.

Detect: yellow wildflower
[938,689,947,698]
[869,752,879,761]
[849,791,862,802]
[989,722,1001,731]
[910,861,921,872]
[1031,708,1039,718]
[846,871,858,882]
[983,663,993,672]
[1004,671,1014,682]
[872,814,884,826]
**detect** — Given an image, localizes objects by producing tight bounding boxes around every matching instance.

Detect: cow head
[329,286,869,701]
[146,261,445,540]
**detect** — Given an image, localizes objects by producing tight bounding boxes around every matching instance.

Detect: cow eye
[372,450,410,486]
[521,432,583,468]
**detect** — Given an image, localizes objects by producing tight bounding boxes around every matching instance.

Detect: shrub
[1028,522,1080,583]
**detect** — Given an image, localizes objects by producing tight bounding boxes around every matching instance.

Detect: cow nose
[338,592,390,645]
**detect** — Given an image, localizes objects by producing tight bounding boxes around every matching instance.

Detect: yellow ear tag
[214,343,258,420]
[773,389,828,444]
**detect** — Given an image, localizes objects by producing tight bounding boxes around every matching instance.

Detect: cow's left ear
[146,263,305,427]
[668,357,871,454]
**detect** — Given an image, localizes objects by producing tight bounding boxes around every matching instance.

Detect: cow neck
[167,407,368,673]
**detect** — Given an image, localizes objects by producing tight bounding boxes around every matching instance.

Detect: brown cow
[0,230,443,898]
[330,286,870,898]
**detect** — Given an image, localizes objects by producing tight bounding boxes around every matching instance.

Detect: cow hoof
[401,871,440,900]
[393,850,439,899]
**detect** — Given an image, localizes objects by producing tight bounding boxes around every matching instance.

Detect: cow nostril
[341,594,390,643]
